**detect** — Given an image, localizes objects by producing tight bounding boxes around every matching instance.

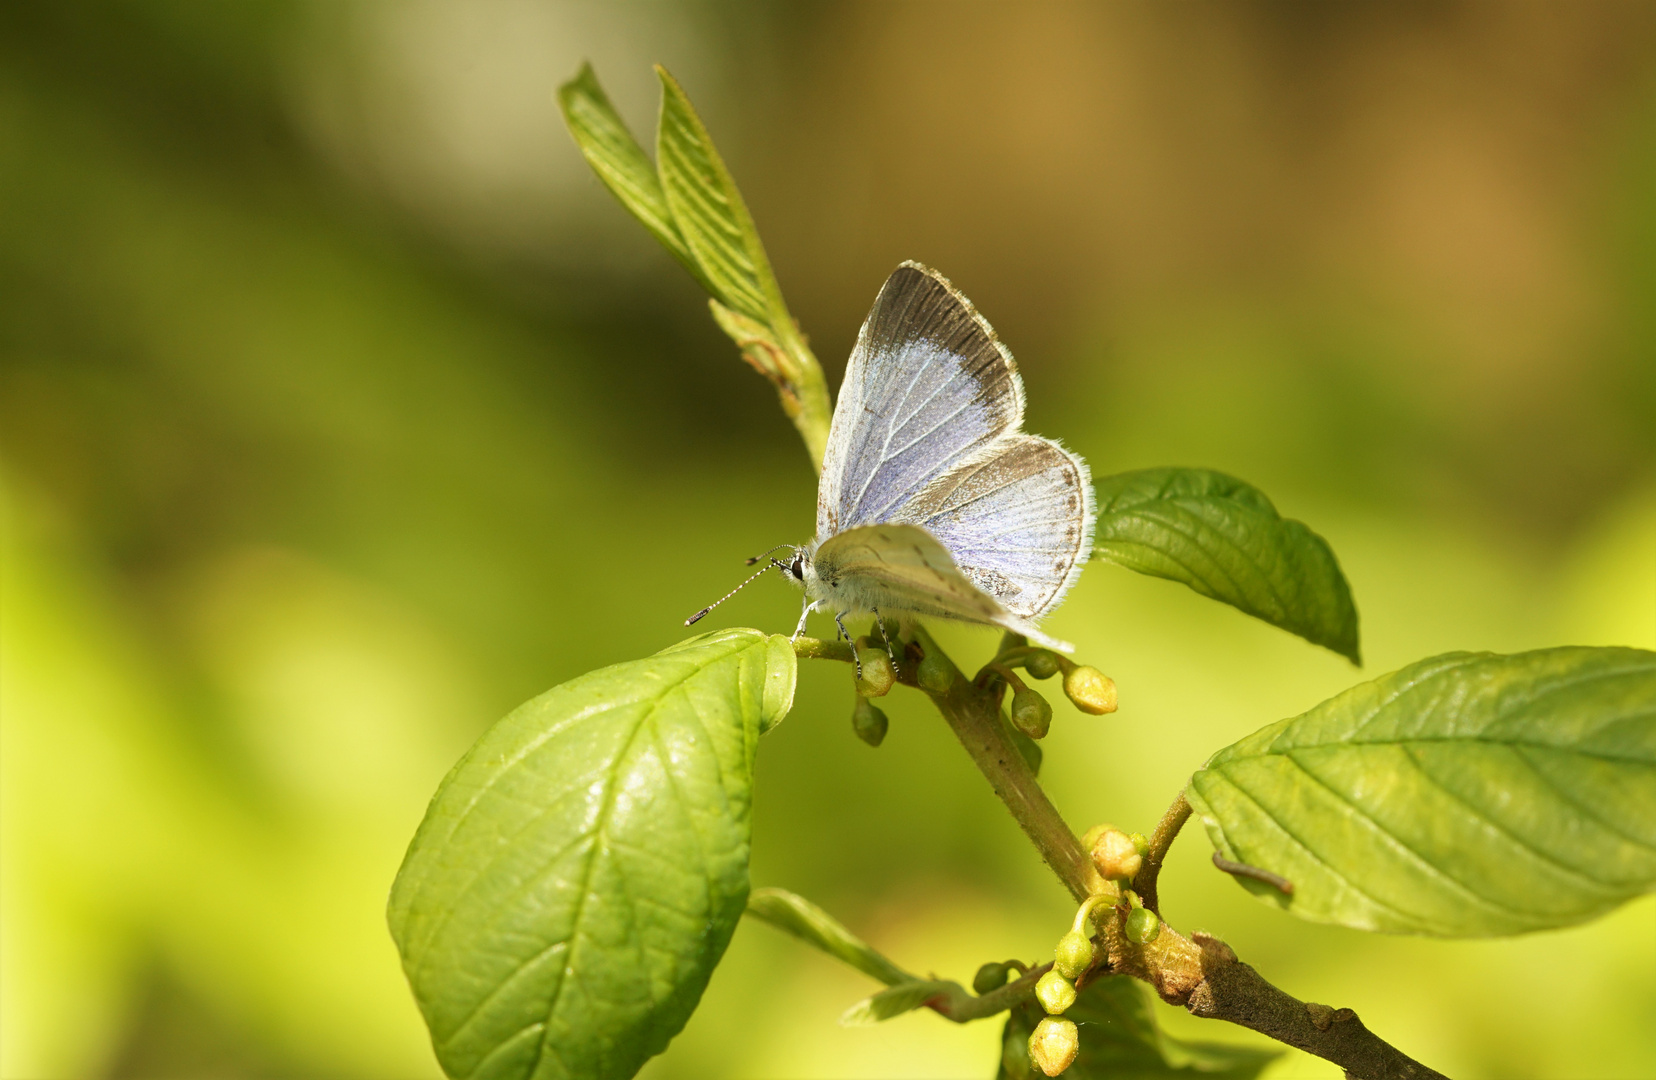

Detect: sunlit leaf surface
[388,629,797,1080]
[1092,468,1360,663]
[1188,646,1656,936]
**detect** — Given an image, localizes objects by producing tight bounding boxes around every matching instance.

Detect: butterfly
[691,262,1096,652]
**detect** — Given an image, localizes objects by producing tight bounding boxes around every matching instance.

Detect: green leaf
[745,887,915,987]
[998,977,1278,1079]
[1091,468,1360,663]
[388,629,797,1080]
[655,65,789,327]
[556,63,711,293]
[841,979,964,1026]
[1187,646,1656,937]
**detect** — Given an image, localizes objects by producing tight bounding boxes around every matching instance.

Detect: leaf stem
[1134,791,1192,916]
[914,627,1107,904]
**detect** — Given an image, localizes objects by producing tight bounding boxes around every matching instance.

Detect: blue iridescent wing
[817,262,1025,537]
[893,435,1096,621]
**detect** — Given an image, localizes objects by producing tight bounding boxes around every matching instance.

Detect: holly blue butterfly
[692,261,1095,652]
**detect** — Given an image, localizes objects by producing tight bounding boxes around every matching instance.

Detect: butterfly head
[682,543,811,627]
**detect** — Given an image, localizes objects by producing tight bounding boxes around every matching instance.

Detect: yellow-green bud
[1035,969,1076,1015]
[1090,827,1143,883]
[916,652,953,694]
[972,961,1011,995]
[1028,1016,1079,1076]
[855,647,895,697]
[1063,665,1118,715]
[851,698,888,747]
[1025,650,1060,680]
[1053,931,1094,980]
[1011,688,1052,739]
[1130,832,1150,857]
[1079,823,1109,852]
[1125,906,1161,944]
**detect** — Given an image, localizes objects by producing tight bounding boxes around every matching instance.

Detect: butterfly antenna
[745,543,795,567]
[684,562,777,626]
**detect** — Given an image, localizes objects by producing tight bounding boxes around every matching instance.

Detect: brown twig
[795,631,1446,1079]
[1135,791,1193,916]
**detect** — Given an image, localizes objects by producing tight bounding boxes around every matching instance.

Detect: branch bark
[1134,790,1191,916]
[901,642,1450,1080]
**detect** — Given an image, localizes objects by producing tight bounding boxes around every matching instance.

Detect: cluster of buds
[1084,824,1148,885]
[1022,893,1114,1076]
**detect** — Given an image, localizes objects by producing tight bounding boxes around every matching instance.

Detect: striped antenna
[684,561,778,626]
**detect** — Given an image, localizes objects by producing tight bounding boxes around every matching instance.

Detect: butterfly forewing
[817,263,1025,537]
[894,435,1095,620]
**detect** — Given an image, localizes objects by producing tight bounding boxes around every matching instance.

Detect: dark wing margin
[816,262,1025,536]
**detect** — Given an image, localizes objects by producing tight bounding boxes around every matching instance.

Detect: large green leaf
[998,976,1278,1079]
[1187,646,1656,937]
[655,65,788,327]
[388,629,797,1080]
[1091,468,1360,663]
[555,63,712,295]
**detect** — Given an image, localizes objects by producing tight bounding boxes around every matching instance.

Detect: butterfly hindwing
[817,263,1025,538]
[894,435,1096,620]
[811,524,1073,651]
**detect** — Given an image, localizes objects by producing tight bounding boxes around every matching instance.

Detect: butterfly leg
[792,596,818,640]
[833,610,863,680]
[872,607,896,662]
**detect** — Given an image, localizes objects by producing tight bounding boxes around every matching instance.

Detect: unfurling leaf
[840,979,964,1026]
[655,65,789,328]
[388,629,797,1080]
[1091,468,1359,663]
[555,63,708,291]
[1187,646,1656,937]
[998,976,1278,1079]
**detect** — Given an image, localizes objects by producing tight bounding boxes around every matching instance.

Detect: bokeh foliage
[2,4,1654,1079]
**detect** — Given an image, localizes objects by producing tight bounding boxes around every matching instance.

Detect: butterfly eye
[790,556,804,579]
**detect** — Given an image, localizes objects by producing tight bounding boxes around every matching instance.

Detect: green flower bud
[1125,905,1161,944]
[1063,665,1118,715]
[1010,688,1052,739]
[1035,969,1076,1015]
[1090,827,1143,883]
[1025,650,1060,680]
[1053,930,1094,980]
[972,960,1011,995]
[916,652,954,694]
[854,647,895,697]
[851,698,888,747]
[1028,1016,1079,1076]
[1130,832,1150,857]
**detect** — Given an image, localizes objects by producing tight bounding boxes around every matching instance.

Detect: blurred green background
[3,3,1654,1078]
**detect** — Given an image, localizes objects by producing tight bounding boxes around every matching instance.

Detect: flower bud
[1090,827,1143,883]
[973,960,1011,995]
[916,652,954,694]
[1028,1016,1079,1076]
[1130,832,1150,857]
[1035,969,1076,1015]
[1053,930,1094,980]
[1125,905,1161,944]
[851,698,888,747]
[1024,650,1060,680]
[1010,688,1052,739]
[854,647,895,697]
[1063,665,1118,715]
